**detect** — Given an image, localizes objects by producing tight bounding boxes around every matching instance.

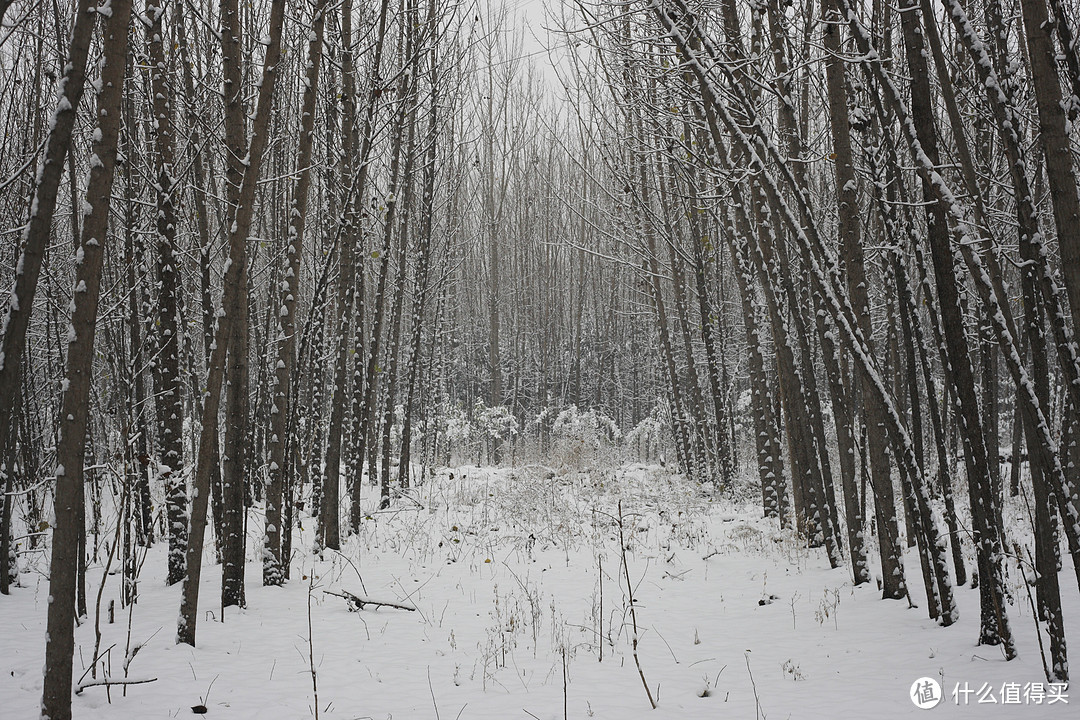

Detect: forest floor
[2,463,1076,719]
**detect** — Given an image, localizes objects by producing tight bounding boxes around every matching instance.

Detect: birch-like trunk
[263,0,329,586]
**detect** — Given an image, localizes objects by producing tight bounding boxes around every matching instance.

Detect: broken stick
[324,589,417,612]
[75,677,158,695]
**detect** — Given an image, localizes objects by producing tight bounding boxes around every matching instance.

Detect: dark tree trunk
[42,1,133,715]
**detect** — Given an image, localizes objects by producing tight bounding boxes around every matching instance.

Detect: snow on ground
[2,464,1075,719]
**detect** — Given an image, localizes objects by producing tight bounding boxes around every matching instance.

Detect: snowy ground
[2,464,1076,718]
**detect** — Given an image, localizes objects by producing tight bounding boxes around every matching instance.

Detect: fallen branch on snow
[324,589,416,612]
[75,677,157,695]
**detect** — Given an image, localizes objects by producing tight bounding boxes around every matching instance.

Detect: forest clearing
[4,464,1074,718]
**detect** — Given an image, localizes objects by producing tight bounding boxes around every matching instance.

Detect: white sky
[487,0,565,81]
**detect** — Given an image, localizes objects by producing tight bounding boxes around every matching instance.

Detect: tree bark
[144,0,188,588]
[0,0,98,595]
[42,1,133,716]
[264,0,329,586]
[178,0,287,647]
[1020,0,1080,338]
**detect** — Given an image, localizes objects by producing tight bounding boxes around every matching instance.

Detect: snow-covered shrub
[532,405,561,451]
[625,415,667,464]
[469,401,519,465]
[474,402,520,442]
[550,405,621,470]
[436,400,474,466]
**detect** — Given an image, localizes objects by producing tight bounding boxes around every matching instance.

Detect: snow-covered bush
[550,405,620,470]
[469,401,520,465]
[625,415,667,464]
[474,402,520,442]
[532,405,560,447]
[436,400,474,466]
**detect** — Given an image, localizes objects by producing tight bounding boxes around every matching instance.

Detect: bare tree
[178,0,288,647]
[41,0,134,715]
[0,0,98,596]
[263,0,329,586]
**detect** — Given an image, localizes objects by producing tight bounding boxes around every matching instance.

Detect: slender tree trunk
[0,0,98,594]
[655,0,956,623]
[175,5,225,561]
[725,224,786,521]
[749,201,839,564]
[321,0,359,550]
[1022,236,1069,680]
[379,81,420,506]
[398,45,440,489]
[822,0,904,595]
[685,146,733,483]
[836,0,1010,646]
[264,0,329,586]
[178,0,287,647]
[941,0,1080,595]
[219,0,254,611]
[1020,0,1080,337]
[486,57,503,462]
[144,0,188,588]
[760,0,843,561]
[656,156,710,480]
[120,100,154,549]
[41,1,133,716]
[325,0,391,546]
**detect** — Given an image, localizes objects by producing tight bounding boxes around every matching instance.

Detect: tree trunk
[324,0,390,546]
[0,0,99,595]
[655,0,955,622]
[144,0,188,588]
[178,0,287,647]
[1020,0,1080,337]
[824,0,904,596]
[42,1,133,716]
[264,0,328,586]
[218,0,253,612]
[398,35,441,489]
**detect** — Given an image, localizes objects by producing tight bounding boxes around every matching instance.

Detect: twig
[1014,542,1052,682]
[92,473,126,680]
[309,577,320,720]
[124,627,160,675]
[76,644,116,686]
[329,549,368,596]
[652,625,679,663]
[745,652,763,720]
[201,675,219,708]
[618,500,657,709]
[74,677,157,695]
[428,666,441,720]
[323,589,417,612]
[598,556,603,663]
[562,647,569,720]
